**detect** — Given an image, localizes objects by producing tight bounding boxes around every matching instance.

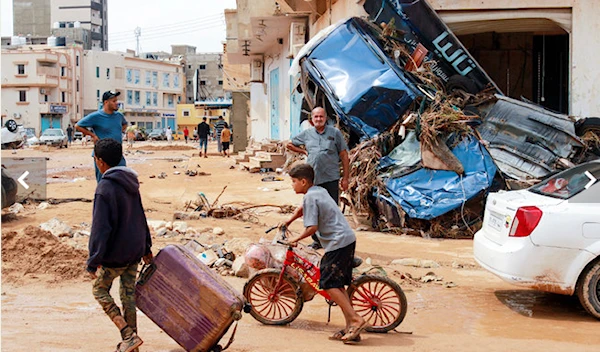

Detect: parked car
[1,166,18,209]
[39,128,68,148]
[173,131,185,141]
[147,129,166,141]
[473,160,600,319]
[1,119,26,149]
[74,131,84,140]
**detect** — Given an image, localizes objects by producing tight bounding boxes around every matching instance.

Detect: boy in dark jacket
[86,138,153,352]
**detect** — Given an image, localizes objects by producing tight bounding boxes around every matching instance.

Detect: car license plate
[488,212,504,232]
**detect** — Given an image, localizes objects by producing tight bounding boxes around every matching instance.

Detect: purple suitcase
[136,245,245,352]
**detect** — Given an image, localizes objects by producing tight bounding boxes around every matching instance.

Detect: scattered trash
[157,172,167,179]
[420,272,443,283]
[229,165,235,169]
[213,227,225,236]
[261,176,284,182]
[72,177,86,183]
[173,171,181,175]
[149,175,156,178]
[37,202,50,210]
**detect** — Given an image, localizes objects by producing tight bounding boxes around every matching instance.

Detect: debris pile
[1,226,88,282]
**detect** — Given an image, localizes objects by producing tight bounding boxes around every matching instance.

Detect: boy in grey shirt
[283,163,367,344]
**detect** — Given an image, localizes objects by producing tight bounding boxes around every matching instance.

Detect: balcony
[226,0,310,64]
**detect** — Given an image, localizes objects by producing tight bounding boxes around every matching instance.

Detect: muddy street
[1,143,598,352]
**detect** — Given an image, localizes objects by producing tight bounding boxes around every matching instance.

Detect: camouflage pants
[92,263,139,334]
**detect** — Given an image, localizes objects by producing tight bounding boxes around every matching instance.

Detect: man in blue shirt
[76,91,128,182]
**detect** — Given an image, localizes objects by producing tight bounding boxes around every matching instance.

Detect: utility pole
[134,27,141,57]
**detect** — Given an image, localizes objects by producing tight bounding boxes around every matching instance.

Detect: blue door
[168,118,176,130]
[289,60,303,137]
[41,115,61,133]
[270,68,280,140]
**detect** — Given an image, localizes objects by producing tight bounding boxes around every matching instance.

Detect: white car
[39,128,68,148]
[474,160,600,319]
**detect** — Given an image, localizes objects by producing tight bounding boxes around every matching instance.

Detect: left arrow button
[18,171,30,189]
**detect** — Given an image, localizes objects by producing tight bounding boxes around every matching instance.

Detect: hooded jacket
[87,166,151,272]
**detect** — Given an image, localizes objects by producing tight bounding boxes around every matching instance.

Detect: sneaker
[117,334,143,352]
[308,241,323,250]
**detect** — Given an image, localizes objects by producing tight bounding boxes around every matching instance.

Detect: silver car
[39,128,68,148]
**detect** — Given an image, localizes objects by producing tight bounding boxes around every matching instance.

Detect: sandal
[329,329,361,342]
[342,320,369,343]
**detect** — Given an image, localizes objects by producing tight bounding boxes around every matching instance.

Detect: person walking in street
[126,122,137,149]
[76,90,128,183]
[165,126,173,144]
[183,126,189,144]
[66,124,74,146]
[221,122,232,157]
[286,106,350,249]
[86,138,153,352]
[213,116,227,154]
[197,117,210,158]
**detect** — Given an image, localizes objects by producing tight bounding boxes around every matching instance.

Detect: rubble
[391,258,440,268]
[39,218,74,238]
[8,203,24,214]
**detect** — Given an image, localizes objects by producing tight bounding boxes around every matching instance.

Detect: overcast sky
[1,0,237,53]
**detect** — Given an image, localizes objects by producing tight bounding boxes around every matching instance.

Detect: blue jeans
[95,156,126,183]
[216,136,222,152]
[199,138,208,154]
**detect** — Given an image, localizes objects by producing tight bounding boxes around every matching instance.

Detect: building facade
[13,0,52,37]
[51,0,108,50]
[225,0,600,142]
[171,45,226,103]
[82,50,185,131]
[1,44,84,135]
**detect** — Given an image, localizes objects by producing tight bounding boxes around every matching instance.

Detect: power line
[108,13,224,37]
[109,19,225,44]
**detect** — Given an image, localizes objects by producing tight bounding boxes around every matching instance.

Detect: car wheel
[576,258,600,319]
[5,119,18,133]
[446,75,480,95]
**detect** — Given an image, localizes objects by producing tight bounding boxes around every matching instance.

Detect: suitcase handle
[137,263,156,286]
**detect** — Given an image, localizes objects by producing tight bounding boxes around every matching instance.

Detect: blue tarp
[385,136,497,219]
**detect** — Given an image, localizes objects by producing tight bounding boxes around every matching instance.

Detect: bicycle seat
[352,256,363,268]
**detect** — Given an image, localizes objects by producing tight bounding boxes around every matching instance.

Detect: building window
[76,79,79,92]
[145,71,151,85]
[44,94,49,102]
[126,69,132,83]
[77,105,79,113]
[187,80,192,85]
[200,80,206,86]
[199,64,206,70]
[61,91,66,102]
[146,92,151,106]
[61,67,66,77]
[17,64,25,75]
[19,90,26,102]
[134,91,140,105]
[134,70,140,84]
[218,80,223,85]
[97,90,100,99]
[76,55,79,66]
[153,92,158,106]
[152,71,158,88]
[188,65,191,69]
[96,66,100,78]
[163,73,170,87]
[106,68,110,79]
[167,95,174,107]
[127,90,133,104]
[174,75,180,88]
[183,110,190,117]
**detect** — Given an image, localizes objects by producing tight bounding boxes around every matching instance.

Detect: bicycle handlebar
[265,225,278,234]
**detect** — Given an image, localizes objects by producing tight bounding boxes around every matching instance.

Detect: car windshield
[529,162,600,199]
[42,130,62,136]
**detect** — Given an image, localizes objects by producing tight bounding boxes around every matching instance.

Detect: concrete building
[12,0,107,50]
[82,50,185,131]
[171,45,226,103]
[225,0,600,142]
[222,40,251,152]
[176,103,230,137]
[13,0,52,37]
[51,0,108,50]
[1,44,84,135]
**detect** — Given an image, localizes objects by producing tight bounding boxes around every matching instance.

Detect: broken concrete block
[165,221,173,230]
[391,258,440,268]
[232,256,249,278]
[213,227,225,236]
[155,227,168,237]
[8,203,24,214]
[224,237,253,256]
[147,220,167,231]
[37,202,50,210]
[172,221,188,233]
[173,212,201,220]
[40,218,73,237]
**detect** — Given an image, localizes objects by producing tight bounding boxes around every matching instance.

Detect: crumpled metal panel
[301,18,419,139]
[385,136,497,219]
[477,95,584,180]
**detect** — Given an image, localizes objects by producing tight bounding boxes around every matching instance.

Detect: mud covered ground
[1,141,598,351]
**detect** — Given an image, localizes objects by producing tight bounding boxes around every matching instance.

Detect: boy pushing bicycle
[282,163,368,344]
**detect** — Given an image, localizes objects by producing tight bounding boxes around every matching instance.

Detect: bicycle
[243,226,408,333]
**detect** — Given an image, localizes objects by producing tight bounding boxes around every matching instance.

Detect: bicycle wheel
[243,268,304,325]
[347,275,407,333]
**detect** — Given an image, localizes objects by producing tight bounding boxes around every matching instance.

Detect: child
[86,138,153,352]
[282,163,367,344]
[220,122,231,157]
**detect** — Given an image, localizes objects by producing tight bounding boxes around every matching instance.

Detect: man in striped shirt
[213,116,227,154]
